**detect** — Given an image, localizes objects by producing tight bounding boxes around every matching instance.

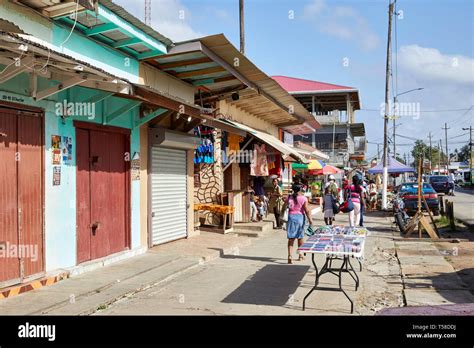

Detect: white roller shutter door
[150,147,188,245]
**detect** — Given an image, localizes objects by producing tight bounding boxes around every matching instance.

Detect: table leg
[303,254,319,311]
[358,258,362,272]
[347,257,359,291]
[339,256,354,314]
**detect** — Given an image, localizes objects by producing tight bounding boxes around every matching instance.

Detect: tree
[458,144,470,163]
[411,140,446,168]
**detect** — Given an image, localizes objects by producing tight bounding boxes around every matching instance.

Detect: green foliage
[410,140,447,167]
[457,144,471,163]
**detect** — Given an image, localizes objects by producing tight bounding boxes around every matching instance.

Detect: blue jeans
[359,204,364,226]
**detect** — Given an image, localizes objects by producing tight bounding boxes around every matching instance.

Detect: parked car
[398,182,440,216]
[428,175,450,194]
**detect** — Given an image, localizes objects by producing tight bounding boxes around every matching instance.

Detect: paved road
[446,188,474,226]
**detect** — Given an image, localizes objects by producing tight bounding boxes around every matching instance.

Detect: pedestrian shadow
[221,264,310,306]
[208,248,284,264]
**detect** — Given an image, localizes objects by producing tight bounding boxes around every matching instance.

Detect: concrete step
[230,221,275,237]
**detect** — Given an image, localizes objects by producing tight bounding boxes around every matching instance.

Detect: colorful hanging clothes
[194,138,214,164]
[268,155,282,176]
[227,133,241,152]
[221,132,229,165]
[251,143,269,176]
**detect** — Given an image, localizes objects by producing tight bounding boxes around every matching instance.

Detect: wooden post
[417,157,423,238]
[439,195,445,216]
[449,201,456,231]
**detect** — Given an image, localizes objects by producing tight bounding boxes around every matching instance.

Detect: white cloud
[113,0,204,42]
[391,45,474,152]
[398,45,474,85]
[303,0,379,51]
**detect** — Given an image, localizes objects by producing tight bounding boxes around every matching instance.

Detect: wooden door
[0,107,43,284]
[0,109,20,283]
[18,113,43,278]
[76,124,129,263]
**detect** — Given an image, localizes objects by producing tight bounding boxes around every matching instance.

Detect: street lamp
[393,88,424,155]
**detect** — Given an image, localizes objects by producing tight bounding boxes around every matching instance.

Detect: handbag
[280,195,290,223]
[332,196,340,214]
[340,188,354,213]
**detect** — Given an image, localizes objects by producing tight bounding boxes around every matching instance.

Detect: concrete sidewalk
[0,232,251,315]
[395,240,474,307]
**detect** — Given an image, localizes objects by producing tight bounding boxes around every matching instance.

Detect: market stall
[299,225,368,313]
[293,161,344,204]
[368,157,415,209]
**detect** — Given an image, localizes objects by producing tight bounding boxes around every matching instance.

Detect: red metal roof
[272,75,356,93]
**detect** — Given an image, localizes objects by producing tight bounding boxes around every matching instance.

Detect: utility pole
[462,126,472,184]
[438,139,442,174]
[428,132,433,174]
[393,98,397,157]
[239,0,245,54]
[382,1,395,210]
[443,123,450,173]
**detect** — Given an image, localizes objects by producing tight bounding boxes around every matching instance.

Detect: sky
[116,0,474,161]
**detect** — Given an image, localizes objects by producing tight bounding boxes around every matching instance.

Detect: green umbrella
[292,163,308,170]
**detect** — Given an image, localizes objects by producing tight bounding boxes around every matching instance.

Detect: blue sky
[117,0,474,161]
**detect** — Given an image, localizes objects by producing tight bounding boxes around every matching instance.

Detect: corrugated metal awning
[145,34,319,130]
[217,119,309,163]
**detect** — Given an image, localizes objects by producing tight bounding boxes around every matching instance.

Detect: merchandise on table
[300,234,364,255]
[314,225,368,237]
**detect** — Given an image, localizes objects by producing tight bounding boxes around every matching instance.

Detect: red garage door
[0,106,44,286]
[76,122,130,264]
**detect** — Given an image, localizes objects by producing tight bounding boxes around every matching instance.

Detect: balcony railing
[312,111,341,125]
[353,137,367,153]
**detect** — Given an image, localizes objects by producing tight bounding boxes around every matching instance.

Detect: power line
[448,132,469,140]
[360,108,472,112]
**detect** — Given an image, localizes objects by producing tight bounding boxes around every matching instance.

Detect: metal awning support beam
[80,91,114,105]
[165,41,256,91]
[134,87,201,117]
[85,23,119,36]
[0,56,35,83]
[134,107,167,128]
[111,37,142,48]
[105,100,141,124]
[34,74,88,101]
[183,118,202,132]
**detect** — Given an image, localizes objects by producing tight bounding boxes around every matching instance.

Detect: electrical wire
[0,50,25,75]
[448,132,470,140]
[360,108,472,113]
[60,0,80,48]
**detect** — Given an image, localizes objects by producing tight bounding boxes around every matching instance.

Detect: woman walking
[268,178,284,229]
[368,180,377,211]
[322,186,335,225]
[344,175,365,227]
[285,184,314,264]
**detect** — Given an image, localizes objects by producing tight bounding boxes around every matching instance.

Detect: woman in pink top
[285,184,313,264]
[344,175,365,227]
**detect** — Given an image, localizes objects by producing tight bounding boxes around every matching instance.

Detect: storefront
[147,128,199,246]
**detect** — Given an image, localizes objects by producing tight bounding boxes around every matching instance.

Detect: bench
[194,203,235,233]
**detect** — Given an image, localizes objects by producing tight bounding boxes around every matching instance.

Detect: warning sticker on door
[53,166,61,186]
